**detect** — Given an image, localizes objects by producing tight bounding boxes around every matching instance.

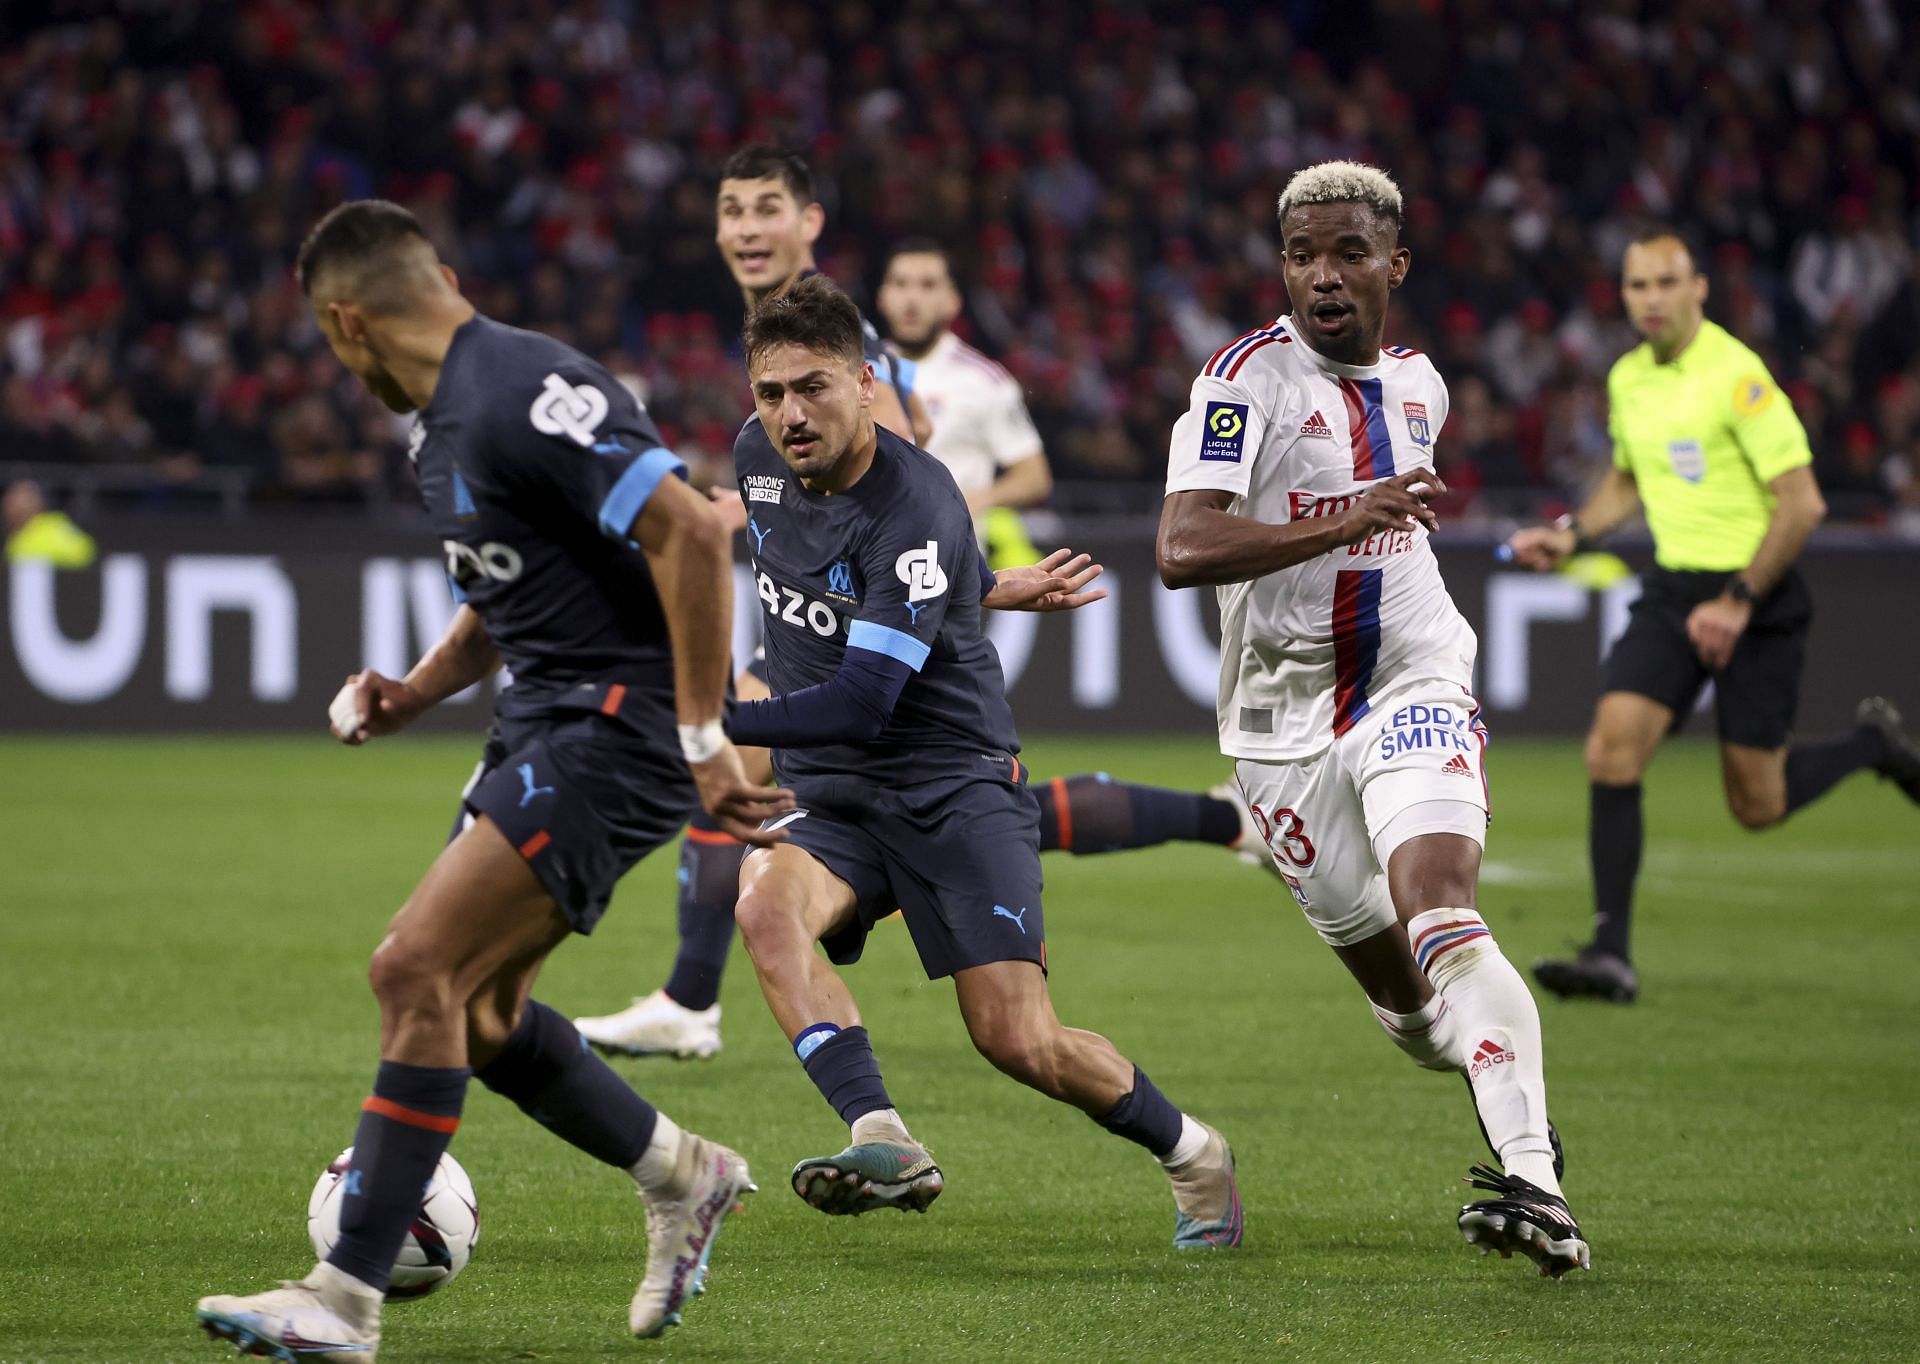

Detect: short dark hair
[883,237,958,286]
[743,274,866,371]
[1624,224,1702,273]
[719,144,814,205]
[295,199,432,302]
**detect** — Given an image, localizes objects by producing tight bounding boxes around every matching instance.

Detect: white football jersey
[911,332,1044,498]
[1165,314,1476,761]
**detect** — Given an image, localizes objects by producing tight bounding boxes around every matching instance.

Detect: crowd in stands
[2,0,1918,531]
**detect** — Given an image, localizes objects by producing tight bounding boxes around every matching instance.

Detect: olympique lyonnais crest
[1403,401,1432,449]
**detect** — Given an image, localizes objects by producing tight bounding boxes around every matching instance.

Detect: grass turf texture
[2,734,1915,1364]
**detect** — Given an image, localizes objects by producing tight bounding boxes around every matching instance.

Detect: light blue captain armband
[596,447,687,544]
[846,619,931,672]
[889,355,918,402]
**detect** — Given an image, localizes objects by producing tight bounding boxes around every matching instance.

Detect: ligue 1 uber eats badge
[1200,402,1249,462]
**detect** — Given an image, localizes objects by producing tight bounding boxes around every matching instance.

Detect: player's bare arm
[1157,470,1444,589]
[1506,465,1642,571]
[966,450,1052,515]
[632,474,795,842]
[329,604,498,745]
[870,378,915,442]
[903,386,934,445]
[1686,465,1826,669]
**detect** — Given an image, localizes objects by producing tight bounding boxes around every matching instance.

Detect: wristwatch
[1727,578,1755,605]
[1551,513,1596,554]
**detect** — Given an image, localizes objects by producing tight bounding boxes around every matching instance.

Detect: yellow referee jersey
[1606,320,1812,571]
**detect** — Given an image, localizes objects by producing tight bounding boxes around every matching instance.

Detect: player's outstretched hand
[707,488,749,534]
[690,743,797,845]
[1505,524,1576,571]
[1343,469,1445,542]
[327,670,426,745]
[983,549,1109,613]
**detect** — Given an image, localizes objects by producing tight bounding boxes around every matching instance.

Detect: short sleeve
[1165,373,1268,497]
[1726,368,1813,483]
[1607,371,1632,471]
[494,363,686,544]
[985,381,1043,470]
[846,493,974,673]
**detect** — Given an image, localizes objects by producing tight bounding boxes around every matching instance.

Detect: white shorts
[1234,682,1490,948]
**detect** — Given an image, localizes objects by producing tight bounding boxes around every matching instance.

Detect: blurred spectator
[0,1,1915,527]
[4,479,95,567]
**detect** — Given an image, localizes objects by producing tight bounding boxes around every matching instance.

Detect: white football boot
[197,1261,381,1361]
[1210,783,1281,879]
[575,990,722,1059]
[630,1133,757,1338]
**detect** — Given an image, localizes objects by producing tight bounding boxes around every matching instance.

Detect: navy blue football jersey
[412,315,686,724]
[734,419,1018,780]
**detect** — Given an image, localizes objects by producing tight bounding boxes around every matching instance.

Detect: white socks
[308,1260,383,1330]
[1369,994,1466,1071]
[629,1113,685,1194]
[1407,907,1562,1199]
[850,1107,912,1147]
[1159,1114,1210,1169]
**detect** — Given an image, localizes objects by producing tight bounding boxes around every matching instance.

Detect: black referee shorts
[1602,567,1813,750]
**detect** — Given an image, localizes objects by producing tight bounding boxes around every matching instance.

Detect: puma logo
[992,904,1029,934]
[518,763,556,808]
[749,517,773,554]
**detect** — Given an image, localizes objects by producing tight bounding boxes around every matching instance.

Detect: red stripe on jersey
[1339,379,1371,479]
[1224,336,1280,380]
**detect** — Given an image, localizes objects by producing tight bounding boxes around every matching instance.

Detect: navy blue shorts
[778,752,1046,980]
[453,707,697,934]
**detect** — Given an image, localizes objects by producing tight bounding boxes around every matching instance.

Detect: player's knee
[464,996,520,1060]
[1584,728,1645,784]
[1726,787,1782,831]
[732,888,800,951]
[967,1017,1059,1092]
[366,936,456,1017]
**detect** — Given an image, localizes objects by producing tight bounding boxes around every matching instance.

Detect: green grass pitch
[2,733,1915,1363]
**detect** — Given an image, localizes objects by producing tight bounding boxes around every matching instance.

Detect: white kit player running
[1157,161,1590,1278]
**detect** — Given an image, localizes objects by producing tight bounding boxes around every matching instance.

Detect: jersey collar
[1284,315,1388,380]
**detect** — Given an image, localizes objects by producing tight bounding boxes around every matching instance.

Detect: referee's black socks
[1589,782,1643,961]
[1784,727,1888,816]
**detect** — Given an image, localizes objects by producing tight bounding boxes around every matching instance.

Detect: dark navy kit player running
[719,275,1244,1248]
[196,201,790,1363]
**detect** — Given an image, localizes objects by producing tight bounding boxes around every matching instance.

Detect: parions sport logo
[743,474,784,505]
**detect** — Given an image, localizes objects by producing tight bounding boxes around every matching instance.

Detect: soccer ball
[306,1147,479,1300]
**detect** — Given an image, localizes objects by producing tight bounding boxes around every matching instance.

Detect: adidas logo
[1300,409,1333,437]
[1469,1036,1515,1079]
[1442,754,1474,776]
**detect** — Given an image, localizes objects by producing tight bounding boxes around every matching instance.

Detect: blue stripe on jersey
[1332,568,1383,737]
[595,448,687,543]
[452,469,477,516]
[847,620,932,672]
[446,572,467,605]
[1353,377,1396,479]
[1208,324,1283,378]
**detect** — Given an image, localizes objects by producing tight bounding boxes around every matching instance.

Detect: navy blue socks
[1036,773,1242,854]
[796,1024,894,1126]
[475,1001,658,1168]
[662,813,745,1012]
[327,1060,469,1292]
[1093,1065,1183,1158]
